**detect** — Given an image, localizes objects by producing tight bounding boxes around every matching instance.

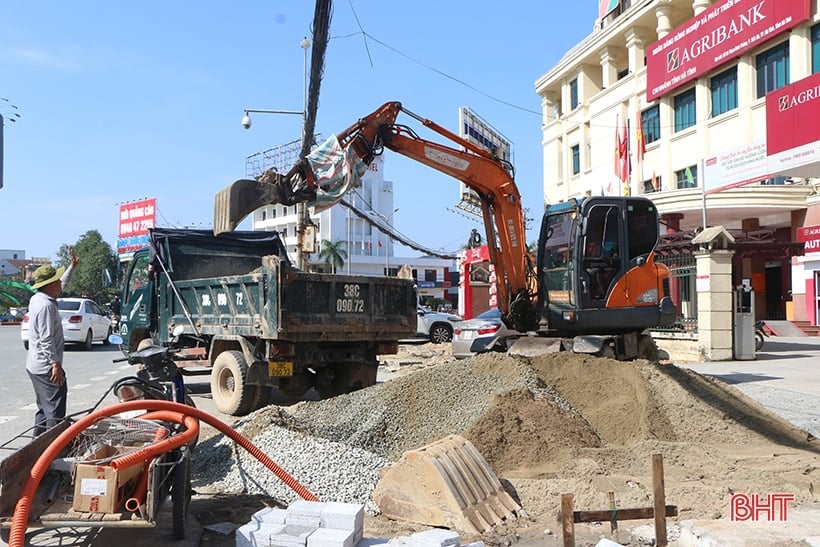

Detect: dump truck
[117,227,417,416]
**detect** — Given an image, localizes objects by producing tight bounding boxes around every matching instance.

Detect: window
[710,66,737,116]
[641,106,660,144]
[569,78,579,110]
[643,175,662,193]
[571,144,581,175]
[673,88,696,132]
[813,23,820,74]
[261,210,267,221]
[424,269,437,282]
[756,41,789,98]
[675,165,698,189]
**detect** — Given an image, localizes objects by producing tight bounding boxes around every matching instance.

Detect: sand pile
[216,350,820,541]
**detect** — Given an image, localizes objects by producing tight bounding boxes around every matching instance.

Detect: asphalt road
[0,325,226,458]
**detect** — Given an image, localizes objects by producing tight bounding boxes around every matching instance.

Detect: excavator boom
[214,101,537,329]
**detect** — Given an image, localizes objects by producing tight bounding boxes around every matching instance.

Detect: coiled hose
[10,400,318,547]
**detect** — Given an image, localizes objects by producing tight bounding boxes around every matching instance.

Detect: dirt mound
[235,348,820,542]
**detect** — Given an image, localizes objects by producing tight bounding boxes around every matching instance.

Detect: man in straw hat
[25,248,79,436]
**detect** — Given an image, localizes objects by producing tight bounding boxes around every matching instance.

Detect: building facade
[536,0,820,328]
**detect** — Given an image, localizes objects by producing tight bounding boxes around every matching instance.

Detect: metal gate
[654,250,698,333]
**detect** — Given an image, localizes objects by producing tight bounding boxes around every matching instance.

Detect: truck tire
[211,350,257,416]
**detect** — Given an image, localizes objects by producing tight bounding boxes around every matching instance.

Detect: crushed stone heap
[194,351,819,523]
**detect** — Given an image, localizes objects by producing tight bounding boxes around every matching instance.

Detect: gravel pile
[192,352,557,513]
[192,422,390,513]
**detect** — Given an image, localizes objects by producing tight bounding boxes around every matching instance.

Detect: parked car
[451,307,518,359]
[416,305,462,344]
[21,298,113,350]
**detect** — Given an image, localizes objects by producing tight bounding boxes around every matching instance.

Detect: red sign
[766,71,820,157]
[797,225,820,252]
[117,198,156,254]
[460,244,490,265]
[646,0,810,101]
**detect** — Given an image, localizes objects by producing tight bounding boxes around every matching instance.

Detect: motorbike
[755,320,768,351]
[106,328,199,452]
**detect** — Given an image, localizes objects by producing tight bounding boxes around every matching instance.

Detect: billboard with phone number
[117,198,156,254]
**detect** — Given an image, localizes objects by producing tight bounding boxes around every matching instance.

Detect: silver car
[451,307,516,359]
[21,297,113,350]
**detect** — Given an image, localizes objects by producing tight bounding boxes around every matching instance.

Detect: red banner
[766,71,820,157]
[646,0,810,101]
[117,198,156,254]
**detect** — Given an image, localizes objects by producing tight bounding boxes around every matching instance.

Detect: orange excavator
[214,101,675,360]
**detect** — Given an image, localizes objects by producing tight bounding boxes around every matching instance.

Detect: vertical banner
[117,198,156,254]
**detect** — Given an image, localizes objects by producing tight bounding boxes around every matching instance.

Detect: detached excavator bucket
[372,434,521,535]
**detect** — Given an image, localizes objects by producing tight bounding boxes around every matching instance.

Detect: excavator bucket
[213,161,317,235]
[372,434,521,535]
[214,178,279,235]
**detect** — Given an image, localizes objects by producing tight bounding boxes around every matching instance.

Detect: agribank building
[536,0,820,331]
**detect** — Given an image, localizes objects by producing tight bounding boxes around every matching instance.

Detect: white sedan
[21,297,113,351]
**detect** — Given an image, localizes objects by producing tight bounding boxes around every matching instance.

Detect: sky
[0,1,598,261]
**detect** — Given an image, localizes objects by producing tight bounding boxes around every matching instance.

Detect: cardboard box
[72,445,145,513]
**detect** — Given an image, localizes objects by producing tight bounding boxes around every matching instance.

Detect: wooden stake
[561,493,575,547]
[653,453,668,547]
[608,491,619,541]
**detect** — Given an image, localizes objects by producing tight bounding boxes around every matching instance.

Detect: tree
[57,230,118,302]
[317,239,347,274]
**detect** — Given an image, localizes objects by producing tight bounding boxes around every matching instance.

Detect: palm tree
[318,239,347,274]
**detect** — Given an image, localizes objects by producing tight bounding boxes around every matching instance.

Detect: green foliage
[317,239,347,274]
[57,230,118,302]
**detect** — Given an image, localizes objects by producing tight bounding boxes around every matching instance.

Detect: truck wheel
[637,334,659,362]
[251,386,273,411]
[211,350,257,416]
[429,323,453,344]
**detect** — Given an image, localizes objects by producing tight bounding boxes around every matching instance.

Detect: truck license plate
[268,361,294,377]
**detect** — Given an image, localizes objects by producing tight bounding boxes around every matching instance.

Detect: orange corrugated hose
[9,400,318,547]
[124,425,171,513]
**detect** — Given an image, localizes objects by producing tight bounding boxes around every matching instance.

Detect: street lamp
[240,38,311,270]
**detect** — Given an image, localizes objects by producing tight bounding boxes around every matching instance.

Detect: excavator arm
[214,101,537,329]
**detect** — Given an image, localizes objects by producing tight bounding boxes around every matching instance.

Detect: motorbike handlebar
[112,357,129,363]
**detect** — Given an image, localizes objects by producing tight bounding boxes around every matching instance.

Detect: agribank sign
[646,0,810,101]
[766,71,820,175]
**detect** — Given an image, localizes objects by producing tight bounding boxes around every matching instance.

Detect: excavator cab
[536,196,676,337]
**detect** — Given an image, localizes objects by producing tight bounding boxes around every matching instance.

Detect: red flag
[651,170,659,191]
[619,119,630,183]
[614,114,620,179]
[377,240,383,248]
[636,110,646,164]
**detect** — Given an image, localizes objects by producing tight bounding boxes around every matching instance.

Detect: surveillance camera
[241,114,252,130]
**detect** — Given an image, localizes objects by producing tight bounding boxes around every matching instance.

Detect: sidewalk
[679,336,820,438]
